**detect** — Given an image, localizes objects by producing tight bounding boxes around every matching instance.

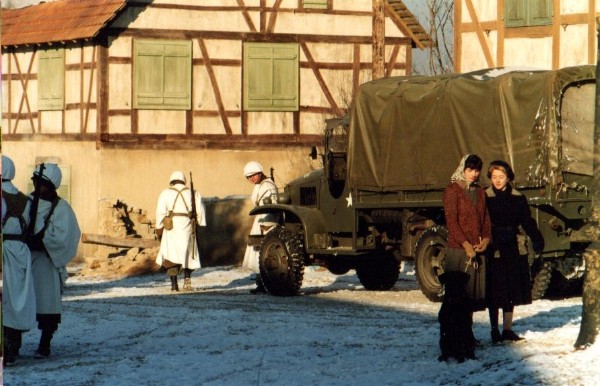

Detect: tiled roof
[1,0,127,47]
[386,0,435,49]
[1,0,432,49]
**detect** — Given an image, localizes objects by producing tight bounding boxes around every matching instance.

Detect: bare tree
[574,19,600,350]
[412,0,454,75]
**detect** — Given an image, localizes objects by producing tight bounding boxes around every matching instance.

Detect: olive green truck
[248,65,596,299]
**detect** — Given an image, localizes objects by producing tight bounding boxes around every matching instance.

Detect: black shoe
[3,349,16,366]
[35,346,51,359]
[491,328,502,344]
[170,275,179,291]
[502,329,524,342]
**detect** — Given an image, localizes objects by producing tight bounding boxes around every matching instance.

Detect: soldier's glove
[156,228,163,241]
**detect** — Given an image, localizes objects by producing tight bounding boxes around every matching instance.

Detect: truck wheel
[355,254,399,290]
[530,258,552,300]
[414,226,448,302]
[326,260,352,275]
[259,226,305,296]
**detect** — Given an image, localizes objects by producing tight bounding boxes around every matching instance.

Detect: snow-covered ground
[2,264,599,386]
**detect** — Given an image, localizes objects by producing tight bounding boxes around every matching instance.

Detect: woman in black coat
[485,160,544,344]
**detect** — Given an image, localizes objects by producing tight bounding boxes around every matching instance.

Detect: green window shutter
[133,39,191,110]
[303,0,328,9]
[243,43,299,112]
[504,0,526,27]
[38,48,65,111]
[529,0,553,26]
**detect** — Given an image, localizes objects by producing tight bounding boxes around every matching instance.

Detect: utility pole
[372,0,385,80]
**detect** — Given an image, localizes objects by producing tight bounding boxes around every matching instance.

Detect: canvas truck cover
[347,65,596,192]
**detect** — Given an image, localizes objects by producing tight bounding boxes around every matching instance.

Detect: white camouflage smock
[155,183,206,270]
[242,178,278,271]
[2,182,36,331]
[31,197,81,314]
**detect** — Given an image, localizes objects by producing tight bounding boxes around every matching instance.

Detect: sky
[1,264,598,386]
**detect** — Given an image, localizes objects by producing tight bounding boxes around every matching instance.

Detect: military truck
[248,65,596,299]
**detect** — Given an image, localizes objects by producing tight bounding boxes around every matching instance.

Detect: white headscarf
[450,154,478,188]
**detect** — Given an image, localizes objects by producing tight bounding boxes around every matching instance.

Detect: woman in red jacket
[438,154,491,361]
[443,154,492,274]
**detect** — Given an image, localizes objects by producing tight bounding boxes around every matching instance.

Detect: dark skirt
[486,227,532,308]
[444,247,487,312]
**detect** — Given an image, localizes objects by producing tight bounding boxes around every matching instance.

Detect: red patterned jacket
[443,182,492,249]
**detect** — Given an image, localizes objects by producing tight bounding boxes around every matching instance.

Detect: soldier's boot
[250,274,267,294]
[170,275,179,291]
[3,327,19,366]
[182,278,192,291]
[35,329,54,358]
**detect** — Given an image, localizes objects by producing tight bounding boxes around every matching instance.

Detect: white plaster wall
[108,116,132,134]
[560,24,590,67]
[461,32,493,71]
[137,111,187,134]
[504,38,553,69]
[471,0,497,22]
[561,0,589,14]
[109,64,133,110]
[245,112,294,134]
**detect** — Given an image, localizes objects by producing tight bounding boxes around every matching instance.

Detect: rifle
[26,163,45,243]
[189,171,199,260]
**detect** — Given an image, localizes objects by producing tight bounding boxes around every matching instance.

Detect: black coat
[485,186,544,308]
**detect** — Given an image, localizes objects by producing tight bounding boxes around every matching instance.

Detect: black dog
[438,271,477,362]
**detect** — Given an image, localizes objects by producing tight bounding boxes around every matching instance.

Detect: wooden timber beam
[12,51,36,133]
[300,42,344,117]
[552,0,561,70]
[81,233,159,249]
[236,0,258,32]
[114,29,411,45]
[464,0,495,68]
[588,0,596,65]
[373,0,385,80]
[266,0,283,34]
[198,38,232,135]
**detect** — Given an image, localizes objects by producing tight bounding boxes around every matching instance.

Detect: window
[38,48,65,111]
[133,39,192,110]
[505,0,552,28]
[302,0,328,9]
[243,43,299,112]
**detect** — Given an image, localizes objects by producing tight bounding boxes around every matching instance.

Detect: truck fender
[249,204,327,250]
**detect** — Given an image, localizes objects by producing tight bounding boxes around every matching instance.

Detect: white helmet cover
[2,155,16,180]
[33,163,62,189]
[243,161,263,177]
[169,171,186,184]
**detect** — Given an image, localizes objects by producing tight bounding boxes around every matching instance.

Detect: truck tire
[326,261,352,275]
[530,258,552,300]
[355,254,399,290]
[259,226,305,296]
[414,226,448,302]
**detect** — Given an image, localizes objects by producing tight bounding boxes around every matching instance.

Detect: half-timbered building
[1,0,432,251]
[455,0,600,72]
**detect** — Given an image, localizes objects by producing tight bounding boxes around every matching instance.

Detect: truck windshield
[561,82,594,176]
